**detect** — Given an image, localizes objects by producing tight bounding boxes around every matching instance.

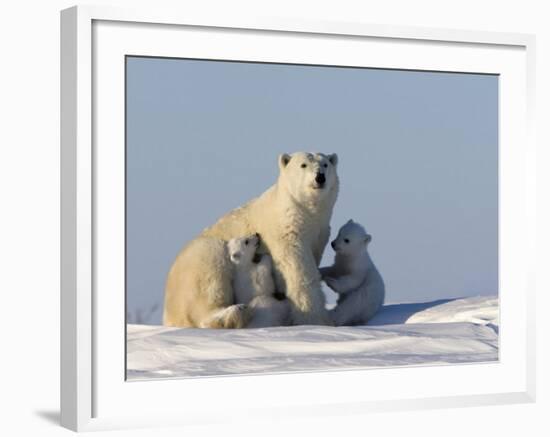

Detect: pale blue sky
[126,56,498,325]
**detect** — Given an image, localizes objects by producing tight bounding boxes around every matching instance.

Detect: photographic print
[125,56,498,380]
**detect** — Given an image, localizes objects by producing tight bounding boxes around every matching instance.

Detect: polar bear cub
[227,234,290,328]
[320,220,385,326]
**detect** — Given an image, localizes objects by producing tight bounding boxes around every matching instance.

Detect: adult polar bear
[163,152,339,328]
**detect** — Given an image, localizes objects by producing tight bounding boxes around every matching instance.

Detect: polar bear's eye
[245,239,249,246]
[301,163,307,168]
[323,163,328,168]
[344,238,350,244]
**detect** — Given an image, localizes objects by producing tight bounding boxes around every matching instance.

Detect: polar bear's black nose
[331,241,336,249]
[315,173,326,185]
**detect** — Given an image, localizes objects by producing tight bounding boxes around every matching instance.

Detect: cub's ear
[365,234,372,244]
[279,153,291,170]
[347,219,354,224]
[328,153,338,166]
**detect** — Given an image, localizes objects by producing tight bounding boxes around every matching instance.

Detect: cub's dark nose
[315,173,326,186]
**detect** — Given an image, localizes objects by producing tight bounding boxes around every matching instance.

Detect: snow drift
[126,296,498,380]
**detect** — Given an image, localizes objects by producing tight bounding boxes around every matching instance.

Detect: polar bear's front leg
[271,244,331,326]
[319,266,335,279]
[324,274,364,294]
[313,226,331,266]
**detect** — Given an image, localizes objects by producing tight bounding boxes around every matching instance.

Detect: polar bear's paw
[201,304,252,329]
[324,277,341,293]
[291,306,335,327]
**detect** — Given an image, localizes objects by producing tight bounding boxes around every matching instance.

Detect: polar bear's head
[330,219,372,256]
[227,233,261,266]
[278,152,339,205]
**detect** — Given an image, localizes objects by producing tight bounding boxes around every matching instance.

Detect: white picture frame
[60,5,536,432]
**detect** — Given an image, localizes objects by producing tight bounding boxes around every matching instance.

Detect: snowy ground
[126,296,498,380]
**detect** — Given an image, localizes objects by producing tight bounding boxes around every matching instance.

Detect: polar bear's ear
[347,219,354,224]
[279,153,291,170]
[328,153,338,166]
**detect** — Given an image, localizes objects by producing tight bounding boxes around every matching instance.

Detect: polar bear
[320,220,385,326]
[227,234,290,328]
[163,152,339,328]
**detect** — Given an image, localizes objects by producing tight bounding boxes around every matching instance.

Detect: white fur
[163,152,339,328]
[320,220,385,326]
[227,234,290,328]
[227,234,274,304]
[247,295,291,328]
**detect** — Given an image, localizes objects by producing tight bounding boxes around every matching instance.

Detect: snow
[126,296,498,380]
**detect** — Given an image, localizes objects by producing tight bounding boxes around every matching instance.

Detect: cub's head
[331,219,372,256]
[278,152,339,205]
[227,233,261,266]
